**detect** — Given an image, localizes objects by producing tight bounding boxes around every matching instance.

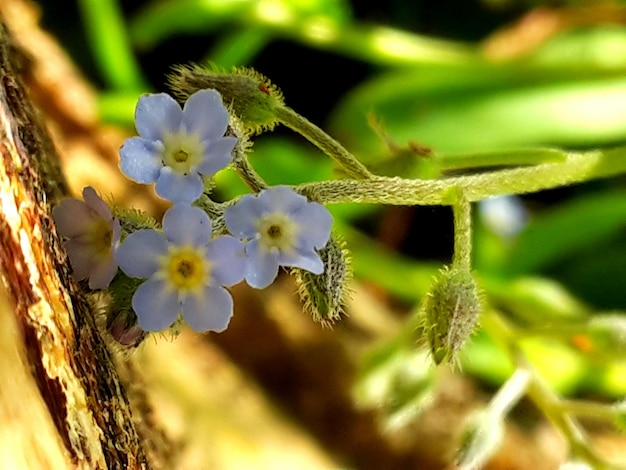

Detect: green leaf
[506,190,626,275]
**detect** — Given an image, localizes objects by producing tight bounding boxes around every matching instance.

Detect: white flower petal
[163,204,212,246]
[132,278,180,331]
[115,230,167,278]
[182,286,233,332]
[135,93,183,140]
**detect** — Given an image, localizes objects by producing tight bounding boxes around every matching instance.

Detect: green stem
[488,368,531,417]
[231,143,268,192]
[452,191,472,271]
[560,399,620,422]
[273,106,373,180]
[297,148,626,206]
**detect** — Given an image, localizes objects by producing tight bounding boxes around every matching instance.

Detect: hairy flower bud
[168,64,284,135]
[293,235,352,326]
[421,266,481,365]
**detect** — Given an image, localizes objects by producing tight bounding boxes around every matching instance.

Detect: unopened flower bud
[421,266,481,365]
[293,235,352,326]
[168,64,284,135]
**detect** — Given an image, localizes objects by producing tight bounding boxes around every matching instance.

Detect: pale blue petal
[155,167,203,203]
[257,185,307,213]
[196,136,237,176]
[119,137,164,184]
[82,187,112,221]
[182,89,230,142]
[132,278,180,331]
[279,248,324,274]
[115,230,167,278]
[163,204,212,246]
[245,239,280,289]
[135,93,182,140]
[88,255,118,290]
[182,286,233,332]
[292,201,333,249]
[224,194,263,238]
[207,236,246,286]
[53,199,95,238]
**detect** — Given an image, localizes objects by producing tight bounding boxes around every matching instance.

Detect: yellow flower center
[161,131,205,174]
[256,212,298,253]
[160,245,211,294]
[86,218,113,260]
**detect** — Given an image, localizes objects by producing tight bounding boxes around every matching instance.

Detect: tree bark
[0,18,151,470]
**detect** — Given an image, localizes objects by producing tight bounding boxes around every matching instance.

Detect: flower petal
[132,278,180,331]
[52,199,96,238]
[87,255,118,289]
[292,201,333,249]
[115,230,167,278]
[119,137,164,184]
[196,136,237,176]
[64,238,95,280]
[155,167,203,204]
[245,239,280,289]
[257,185,307,214]
[82,187,112,221]
[206,236,246,286]
[182,286,233,332]
[135,93,182,140]
[181,89,230,142]
[163,204,212,246]
[224,194,264,238]
[279,247,324,274]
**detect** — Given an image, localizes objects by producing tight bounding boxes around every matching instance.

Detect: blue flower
[114,204,246,332]
[224,186,333,289]
[119,89,237,204]
[52,186,121,289]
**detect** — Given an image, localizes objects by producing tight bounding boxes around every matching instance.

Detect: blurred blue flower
[115,204,246,332]
[52,186,121,289]
[119,89,237,203]
[224,186,333,289]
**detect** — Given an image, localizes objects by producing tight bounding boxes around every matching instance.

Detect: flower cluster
[52,89,333,339]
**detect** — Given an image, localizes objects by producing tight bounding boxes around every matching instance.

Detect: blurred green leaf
[506,191,626,275]
[77,0,147,90]
[331,67,626,154]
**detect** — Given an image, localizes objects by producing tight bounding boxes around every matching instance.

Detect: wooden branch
[0,18,151,470]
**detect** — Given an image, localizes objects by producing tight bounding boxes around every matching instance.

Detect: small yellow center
[161,131,205,174]
[161,246,209,294]
[174,149,189,163]
[86,219,113,260]
[257,212,298,253]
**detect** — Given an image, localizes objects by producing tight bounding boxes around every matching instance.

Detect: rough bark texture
[0,18,150,470]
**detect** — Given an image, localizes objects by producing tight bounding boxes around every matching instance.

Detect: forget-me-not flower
[119,89,237,204]
[52,186,121,289]
[224,186,333,289]
[115,204,246,332]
